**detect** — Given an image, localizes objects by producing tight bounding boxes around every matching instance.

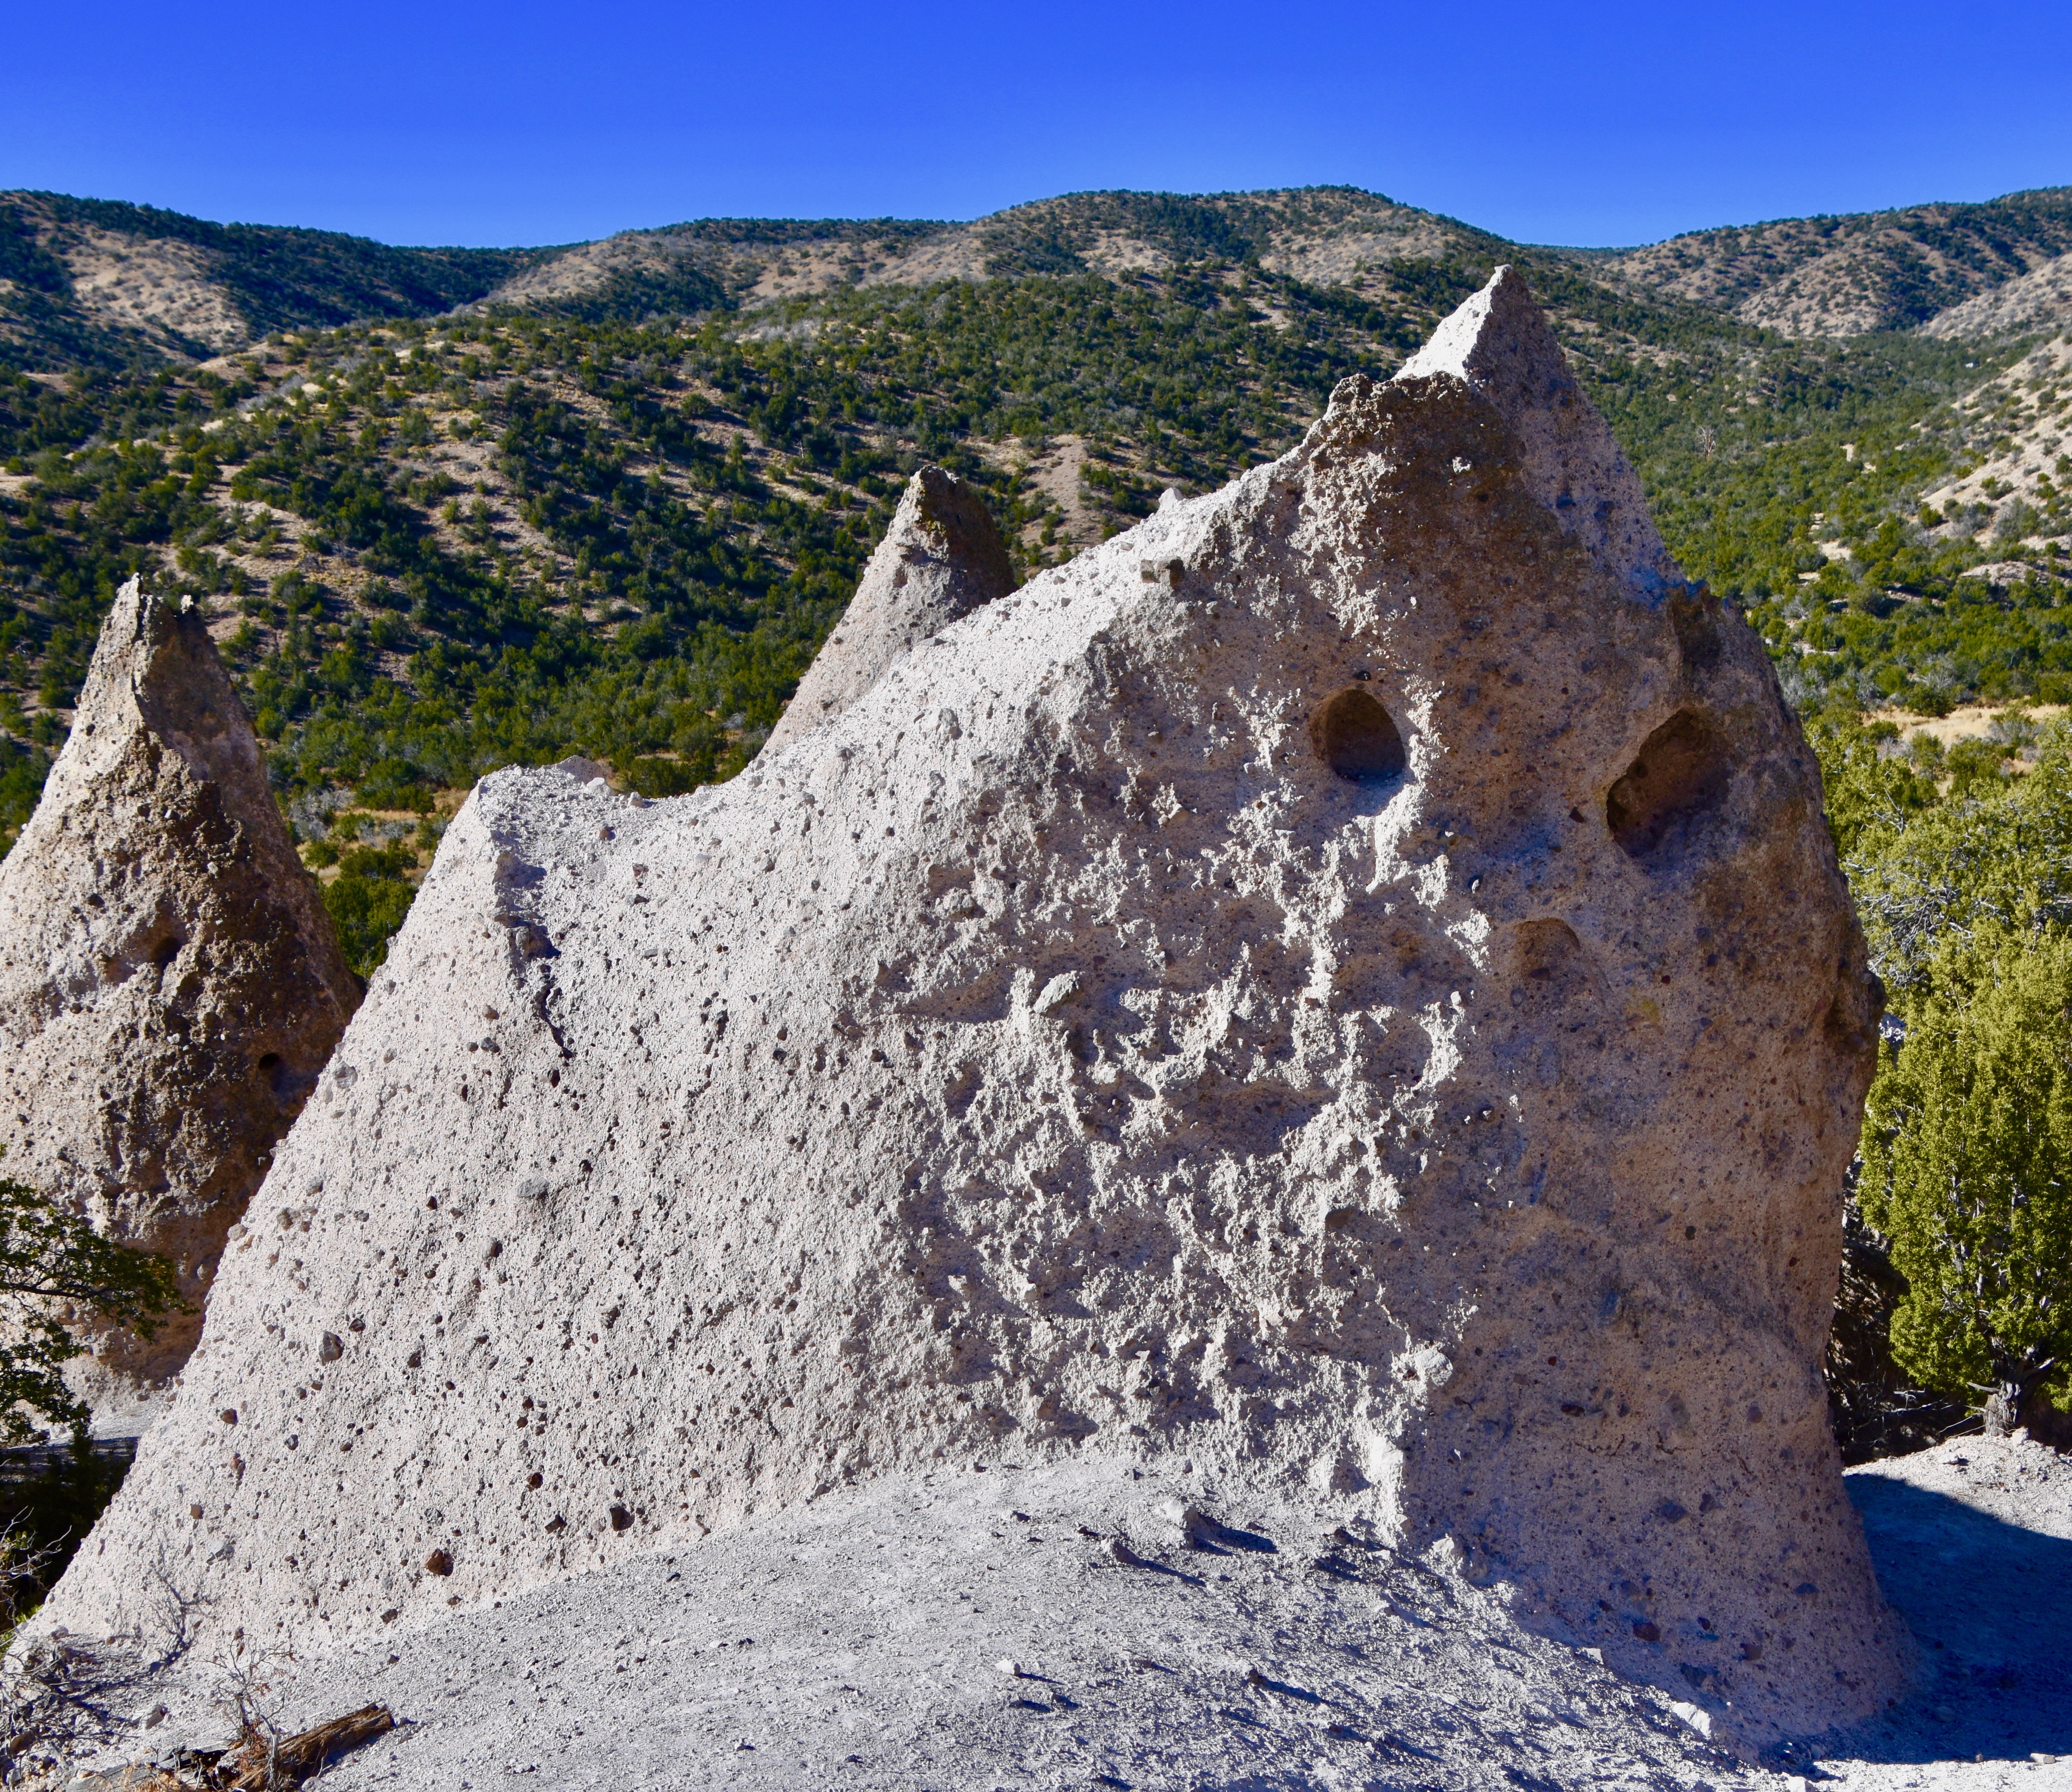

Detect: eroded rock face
[0,581,358,1419]
[49,274,1904,1738]
[761,464,1015,751]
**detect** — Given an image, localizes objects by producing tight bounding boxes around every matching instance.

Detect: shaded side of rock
[1396,264,1679,600]
[762,465,1015,751]
[0,581,359,1416]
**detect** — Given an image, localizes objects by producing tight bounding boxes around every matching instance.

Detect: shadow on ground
[1830,1473,2072,1768]
[0,1434,136,1606]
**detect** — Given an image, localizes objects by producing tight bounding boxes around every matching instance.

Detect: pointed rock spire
[764,465,1015,752]
[1395,264,1679,599]
[0,580,358,1422]
[48,287,1900,1744]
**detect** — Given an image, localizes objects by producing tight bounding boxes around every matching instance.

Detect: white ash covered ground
[39,1435,2071,1792]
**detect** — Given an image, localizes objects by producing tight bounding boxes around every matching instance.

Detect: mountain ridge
[1585,186,2072,335]
[8,183,2072,379]
[0,190,550,368]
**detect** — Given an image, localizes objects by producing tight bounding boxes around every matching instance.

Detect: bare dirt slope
[52,226,249,355]
[469,220,978,315]
[0,191,536,370]
[1922,250,2072,340]
[1920,336,2072,550]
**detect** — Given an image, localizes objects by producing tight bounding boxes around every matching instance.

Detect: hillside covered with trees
[1,185,2068,976]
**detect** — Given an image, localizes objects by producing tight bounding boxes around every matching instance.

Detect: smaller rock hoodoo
[762,464,1016,751]
[0,580,359,1420]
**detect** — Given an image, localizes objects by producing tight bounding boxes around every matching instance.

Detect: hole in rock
[1308,688,1407,784]
[150,936,182,969]
[256,1051,307,1104]
[1820,978,1881,1060]
[1605,711,1730,859]
[1510,919,1599,1014]
[1517,920,1582,981]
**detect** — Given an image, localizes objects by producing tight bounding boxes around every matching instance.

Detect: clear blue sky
[6,0,2068,250]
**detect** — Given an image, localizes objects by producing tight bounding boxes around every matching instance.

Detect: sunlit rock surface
[49,272,1902,1740]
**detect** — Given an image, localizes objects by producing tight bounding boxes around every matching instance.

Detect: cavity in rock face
[761,464,1015,751]
[0,581,358,1420]
[49,271,1904,1741]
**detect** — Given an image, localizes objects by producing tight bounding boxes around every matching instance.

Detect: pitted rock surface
[49,271,1904,1740]
[0,580,358,1416]
[761,463,1015,751]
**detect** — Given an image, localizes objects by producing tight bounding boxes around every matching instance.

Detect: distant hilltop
[5,183,2072,372]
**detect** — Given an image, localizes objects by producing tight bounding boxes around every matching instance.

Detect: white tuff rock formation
[50,271,1905,1741]
[761,463,1015,751]
[0,581,358,1414]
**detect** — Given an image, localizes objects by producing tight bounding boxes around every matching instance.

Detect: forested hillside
[3,184,2070,977]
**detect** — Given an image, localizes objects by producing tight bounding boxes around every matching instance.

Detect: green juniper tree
[1860,922,2072,1435]
[0,1173,183,1443]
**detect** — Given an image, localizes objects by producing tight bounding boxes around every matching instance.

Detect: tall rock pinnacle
[0,580,359,1421]
[1396,265,1681,599]
[762,464,1015,752]
[48,275,1903,1740]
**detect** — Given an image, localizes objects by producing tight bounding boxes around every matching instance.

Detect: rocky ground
[1836,1436,2072,1789]
[18,1434,2067,1792]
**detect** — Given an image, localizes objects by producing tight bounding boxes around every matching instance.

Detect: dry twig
[213,1705,394,1790]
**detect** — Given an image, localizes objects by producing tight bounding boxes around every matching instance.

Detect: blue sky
[6,0,2068,250]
